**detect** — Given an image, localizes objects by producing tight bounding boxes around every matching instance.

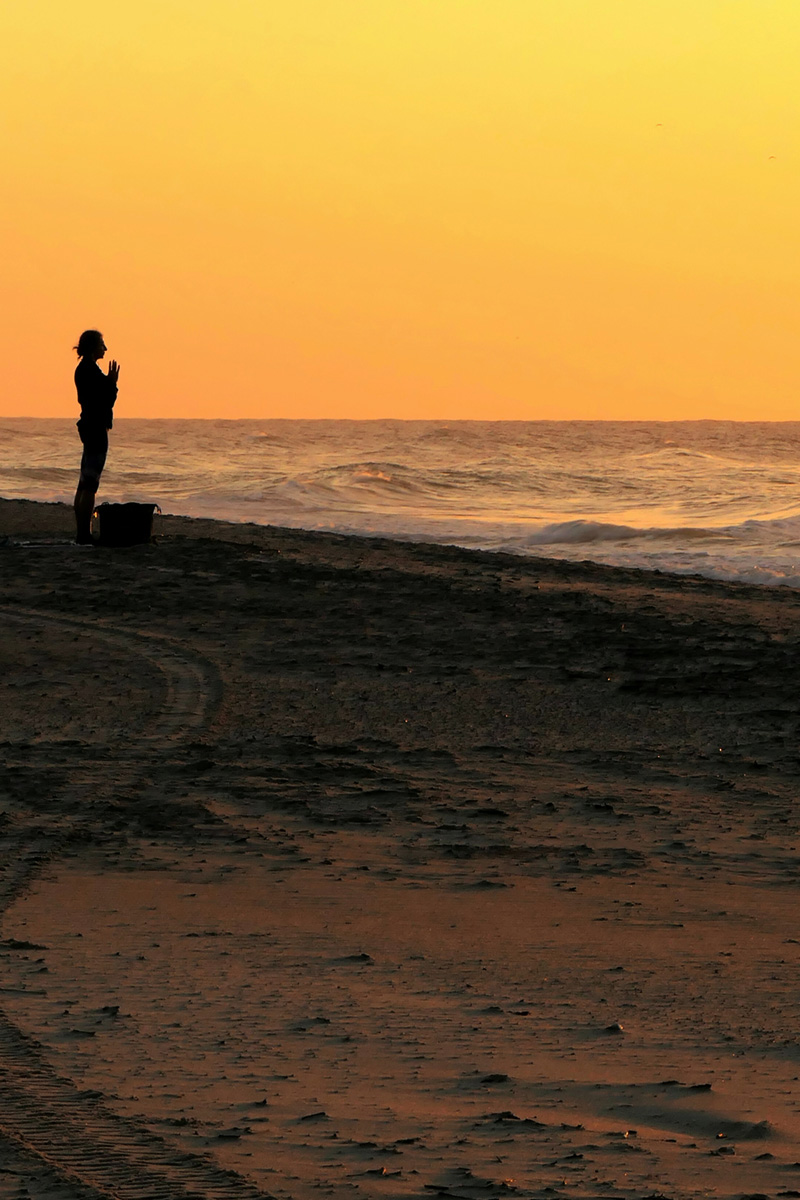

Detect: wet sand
[3,496,800,1199]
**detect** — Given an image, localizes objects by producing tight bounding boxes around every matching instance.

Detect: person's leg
[74,484,96,543]
[75,433,107,543]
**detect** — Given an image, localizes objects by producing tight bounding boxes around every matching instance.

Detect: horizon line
[4,415,800,429]
[4,414,800,425]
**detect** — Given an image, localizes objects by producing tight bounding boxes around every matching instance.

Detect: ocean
[4,417,800,586]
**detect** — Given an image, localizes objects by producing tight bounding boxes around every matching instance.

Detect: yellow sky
[2,1,800,419]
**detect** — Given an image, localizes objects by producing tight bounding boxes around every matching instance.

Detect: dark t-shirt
[75,359,117,434]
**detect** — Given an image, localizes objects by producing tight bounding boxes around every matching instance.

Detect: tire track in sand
[0,606,274,1200]
[2,605,220,741]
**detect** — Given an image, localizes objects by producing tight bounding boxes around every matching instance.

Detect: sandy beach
[3,497,800,1200]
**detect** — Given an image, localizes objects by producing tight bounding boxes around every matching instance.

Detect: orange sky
[2,1,800,419]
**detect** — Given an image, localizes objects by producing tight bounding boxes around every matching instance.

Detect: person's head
[74,330,106,361]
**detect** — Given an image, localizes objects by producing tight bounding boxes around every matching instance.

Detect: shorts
[78,425,108,490]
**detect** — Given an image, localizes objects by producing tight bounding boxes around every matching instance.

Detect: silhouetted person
[73,330,120,544]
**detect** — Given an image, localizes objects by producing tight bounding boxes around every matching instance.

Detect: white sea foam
[3,417,800,586]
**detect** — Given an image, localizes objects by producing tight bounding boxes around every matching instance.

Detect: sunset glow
[3,1,800,419]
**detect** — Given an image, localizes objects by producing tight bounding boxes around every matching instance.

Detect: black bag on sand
[94,502,160,547]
